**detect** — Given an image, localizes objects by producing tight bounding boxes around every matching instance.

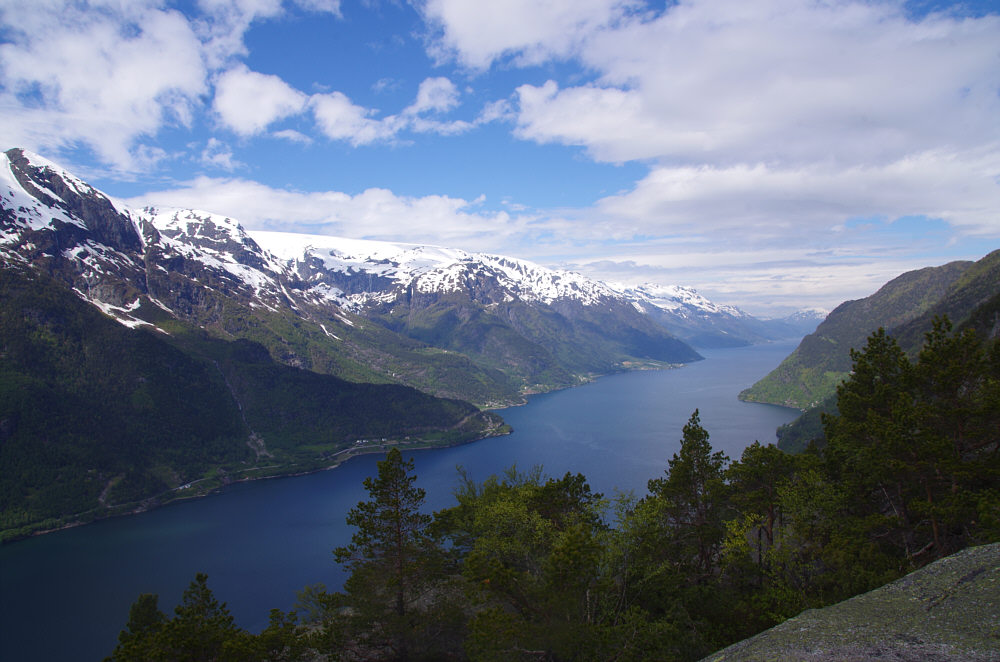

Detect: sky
[1,0,998,316]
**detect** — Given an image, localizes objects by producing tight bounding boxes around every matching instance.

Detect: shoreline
[2,360,687,544]
[487,359,689,411]
[3,421,511,545]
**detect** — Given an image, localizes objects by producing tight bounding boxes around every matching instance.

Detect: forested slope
[0,264,505,541]
[106,319,1000,661]
[739,256,981,410]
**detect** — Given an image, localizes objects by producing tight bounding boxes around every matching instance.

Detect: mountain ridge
[739,257,984,410]
[0,260,507,540]
[2,147,813,408]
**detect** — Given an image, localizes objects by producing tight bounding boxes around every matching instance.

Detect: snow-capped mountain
[250,230,623,312]
[614,282,749,318]
[239,231,793,351]
[245,230,803,351]
[777,308,829,333]
[609,282,815,348]
[1,148,707,405]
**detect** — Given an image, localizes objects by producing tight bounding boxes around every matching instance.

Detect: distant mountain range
[0,147,821,537]
[0,148,816,406]
[618,282,824,348]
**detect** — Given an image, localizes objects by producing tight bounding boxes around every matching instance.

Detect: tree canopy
[110,318,1000,661]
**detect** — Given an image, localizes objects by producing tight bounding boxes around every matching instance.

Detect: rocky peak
[5,148,143,254]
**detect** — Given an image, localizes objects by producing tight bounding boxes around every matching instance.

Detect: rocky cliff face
[702,543,1000,662]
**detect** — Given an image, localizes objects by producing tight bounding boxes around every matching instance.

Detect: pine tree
[332,448,450,660]
[161,573,249,662]
[647,409,730,578]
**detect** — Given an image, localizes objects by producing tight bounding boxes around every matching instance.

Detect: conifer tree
[332,448,453,660]
[647,409,730,578]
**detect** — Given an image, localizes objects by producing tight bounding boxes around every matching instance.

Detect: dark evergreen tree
[823,327,924,565]
[725,441,797,575]
[159,573,251,662]
[104,593,167,662]
[825,322,1000,568]
[911,317,1000,555]
[646,409,730,578]
[106,574,251,662]
[330,448,459,661]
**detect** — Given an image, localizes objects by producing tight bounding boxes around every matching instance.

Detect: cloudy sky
[2,0,998,315]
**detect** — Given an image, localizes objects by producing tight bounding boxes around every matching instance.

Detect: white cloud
[200,137,242,170]
[0,1,207,170]
[592,150,1000,240]
[571,245,936,317]
[213,65,308,135]
[419,0,639,69]
[127,177,525,247]
[509,1,1000,167]
[310,77,473,144]
[309,92,402,145]
[273,129,313,144]
[291,0,341,15]
[514,81,665,163]
[194,0,284,67]
[0,0,345,171]
[477,99,514,123]
[404,77,460,115]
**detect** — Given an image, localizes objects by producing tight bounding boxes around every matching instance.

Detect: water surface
[0,343,800,661]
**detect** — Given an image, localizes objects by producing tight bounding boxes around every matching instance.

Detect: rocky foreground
[702,543,1000,662]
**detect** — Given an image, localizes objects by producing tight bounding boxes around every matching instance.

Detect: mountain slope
[0,263,504,540]
[1,148,702,406]
[251,230,703,388]
[702,543,1000,662]
[611,283,822,348]
[890,249,1000,350]
[739,258,979,409]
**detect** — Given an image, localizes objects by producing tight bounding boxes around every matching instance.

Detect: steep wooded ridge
[702,542,1000,662]
[740,251,1000,412]
[0,262,506,540]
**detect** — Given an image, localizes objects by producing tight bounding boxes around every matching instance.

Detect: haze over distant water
[0,343,799,662]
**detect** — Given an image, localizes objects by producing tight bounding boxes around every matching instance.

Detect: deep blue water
[0,342,800,661]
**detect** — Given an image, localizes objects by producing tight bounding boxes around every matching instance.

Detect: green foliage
[824,319,1000,564]
[108,321,1000,661]
[645,410,731,579]
[105,574,269,662]
[741,256,980,409]
[775,394,834,452]
[0,266,507,540]
[327,448,463,661]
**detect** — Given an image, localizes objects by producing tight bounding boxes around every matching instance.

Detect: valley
[0,148,815,539]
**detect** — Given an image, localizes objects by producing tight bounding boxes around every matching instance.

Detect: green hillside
[0,264,506,541]
[740,257,981,410]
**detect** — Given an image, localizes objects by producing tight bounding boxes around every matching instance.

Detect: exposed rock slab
[703,543,1000,662]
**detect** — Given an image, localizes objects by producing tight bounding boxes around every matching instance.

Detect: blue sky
[2,0,998,316]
